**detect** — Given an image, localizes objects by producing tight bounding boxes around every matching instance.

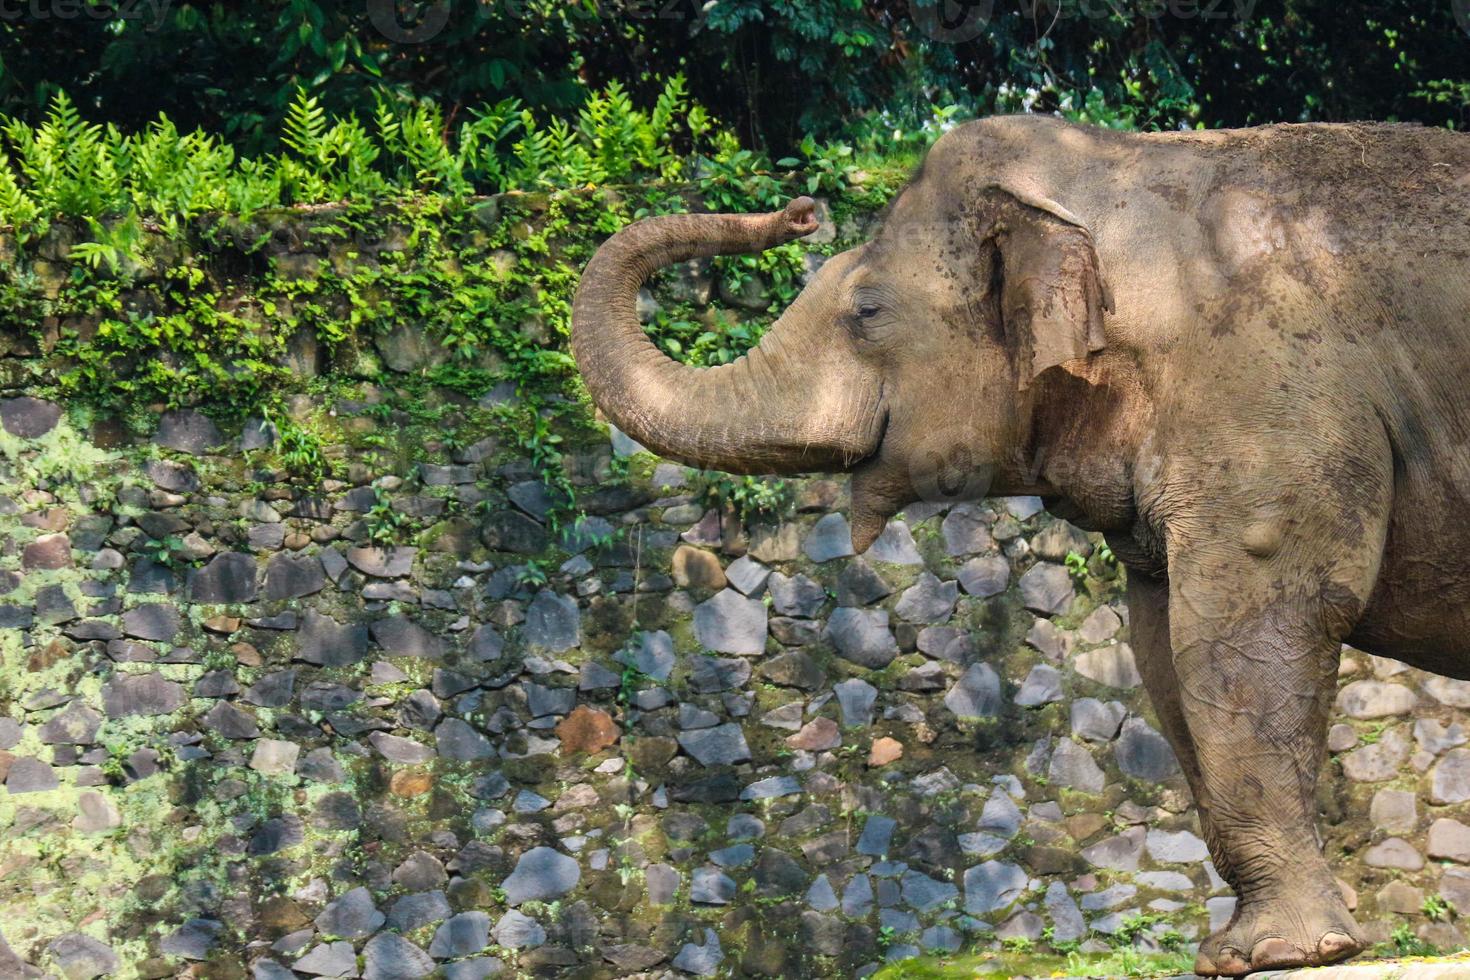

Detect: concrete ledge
[1251,957,1470,979]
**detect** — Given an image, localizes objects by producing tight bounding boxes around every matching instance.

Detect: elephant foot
[1194,890,1363,977]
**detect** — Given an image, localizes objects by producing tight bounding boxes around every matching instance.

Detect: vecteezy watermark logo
[0,0,173,30]
[1456,0,1470,38]
[367,0,450,44]
[907,425,995,503]
[908,0,995,43]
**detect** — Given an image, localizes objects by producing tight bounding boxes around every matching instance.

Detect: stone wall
[1,219,1468,979]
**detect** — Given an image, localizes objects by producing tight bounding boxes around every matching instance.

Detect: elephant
[571,114,1470,976]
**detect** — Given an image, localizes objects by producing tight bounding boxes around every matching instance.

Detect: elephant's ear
[988,183,1114,390]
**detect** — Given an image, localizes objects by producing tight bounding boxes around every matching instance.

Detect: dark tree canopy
[0,1,1466,153]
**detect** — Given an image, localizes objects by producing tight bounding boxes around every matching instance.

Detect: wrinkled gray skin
[572,115,1470,976]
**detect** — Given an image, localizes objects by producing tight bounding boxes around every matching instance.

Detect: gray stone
[693,589,767,654]
[1336,680,1417,719]
[917,626,975,663]
[1081,827,1146,871]
[1116,717,1180,782]
[299,611,368,667]
[362,932,434,980]
[38,701,102,745]
[1077,605,1122,644]
[1044,881,1086,942]
[369,732,436,765]
[857,815,897,856]
[725,555,771,594]
[1432,819,1470,863]
[1433,748,1470,803]
[436,718,494,761]
[1365,837,1425,870]
[1014,664,1064,706]
[842,874,874,916]
[387,891,453,932]
[963,861,1027,915]
[690,866,737,904]
[1073,644,1142,689]
[826,608,898,669]
[346,545,417,578]
[1018,562,1074,615]
[524,591,581,651]
[1416,719,1468,755]
[834,678,878,727]
[941,504,993,556]
[316,887,385,940]
[645,863,680,904]
[677,723,751,766]
[1344,727,1411,783]
[1146,828,1210,863]
[102,673,185,718]
[159,919,221,960]
[979,791,1023,838]
[429,912,491,959]
[944,663,1002,720]
[264,554,326,600]
[46,933,118,980]
[251,739,300,775]
[867,521,924,564]
[836,558,891,606]
[0,396,62,438]
[187,552,259,603]
[1048,738,1105,793]
[803,513,855,562]
[616,630,675,681]
[245,669,297,707]
[1371,789,1419,834]
[768,572,826,618]
[122,603,180,641]
[1070,698,1127,741]
[1031,520,1091,562]
[293,941,358,977]
[759,651,825,690]
[154,409,223,453]
[7,757,58,794]
[902,870,959,912]
[689,655,751,693]
[957,555,1009,597]
[491,910,545,949]
[894,572,959,624]
[502,847,580,905]
[202,701,260,739]
[73,791,122,833]
[372,616,445,659]
[671,928,723,977]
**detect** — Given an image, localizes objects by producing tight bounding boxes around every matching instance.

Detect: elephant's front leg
[1168,563,1366,976]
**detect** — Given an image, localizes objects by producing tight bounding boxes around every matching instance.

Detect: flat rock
[46,933,117,980]
[38,701,102,745]
[122,603,180,641]
[372,616,445,658]
[803,513,855,562]
[102,673,185,718]
[0,396,62,438]
[524,591,581,652]
[1014,664,1064,706]
[315,886,384,939]
[941,504,993,556]
[693,589,767,654]
[502,847,581,905]
[429,911,491,959]
[1048,738,1105,793]
[834,678,878,727]
[678,723,752,766]
[362,932,434,980]
[492,910,546,949]
[944,663,1002,720]
[964,860,1027,915]
[1018,561,1074,615]
[346,545,416,578]
[264,554,326,600]
[894,572,958,624]
[299,611,368,666]
[957,555,1009,597]
[826,608,898,669]
[1073,644,1142,689]
[866,521,923,564]
[187,552,259,603]
[1115,716,1180,782]
[153,409,223,453]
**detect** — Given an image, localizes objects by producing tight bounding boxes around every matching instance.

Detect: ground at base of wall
[874,951,1470,979]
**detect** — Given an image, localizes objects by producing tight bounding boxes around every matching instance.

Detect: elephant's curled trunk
[571,197,884,476]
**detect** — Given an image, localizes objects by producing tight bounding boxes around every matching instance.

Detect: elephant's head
[572,167,1112,552]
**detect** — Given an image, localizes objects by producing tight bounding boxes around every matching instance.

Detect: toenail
[1216,947,1252,975]
[1250,936,1301,969]
[1319,931,1359,961]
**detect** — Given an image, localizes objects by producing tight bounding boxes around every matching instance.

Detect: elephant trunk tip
[784,196,819,236]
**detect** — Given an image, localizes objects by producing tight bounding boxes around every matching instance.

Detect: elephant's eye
[857,305,881,320]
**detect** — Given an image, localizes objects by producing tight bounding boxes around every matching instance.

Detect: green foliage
[690,472,795,526]
[363,487,407,548]
[1423,893,1454,922]
[1377,922,1442,959]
